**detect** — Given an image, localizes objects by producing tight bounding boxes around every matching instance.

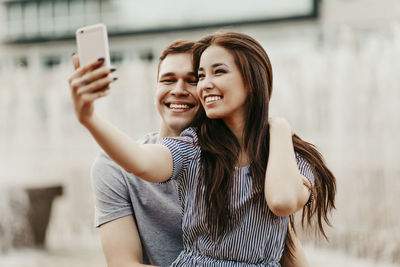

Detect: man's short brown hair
[157,40,195,79]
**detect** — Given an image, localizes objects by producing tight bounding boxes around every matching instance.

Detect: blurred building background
[0,0,399,266]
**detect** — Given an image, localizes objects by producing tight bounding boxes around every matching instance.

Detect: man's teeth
[205,96,221,103]
[170,103,190,109]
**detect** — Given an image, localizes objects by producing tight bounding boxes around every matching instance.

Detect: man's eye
[161,79,175,83]
[188,79,198,85]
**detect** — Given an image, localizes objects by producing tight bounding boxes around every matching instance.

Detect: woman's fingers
[76,75,117,97]
[81,88,110,104]
[72,54,80,70]
[70,66,116,94]
[68,57,115,125]
[81,65,116,86]
[68,57,105,84]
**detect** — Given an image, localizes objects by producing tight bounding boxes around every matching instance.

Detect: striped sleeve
[295,153,315,205]
[160,127,200,181]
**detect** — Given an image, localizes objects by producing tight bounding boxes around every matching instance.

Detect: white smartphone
[76,23,111,67]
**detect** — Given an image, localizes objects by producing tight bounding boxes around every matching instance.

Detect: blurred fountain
[269,24,400,263]
[0,188,32,252]
[0,56,157,266]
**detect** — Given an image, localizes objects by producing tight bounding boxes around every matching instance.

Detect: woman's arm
[68,55,172,183]
[83,113,172,182]
[264,118,312,217]
[280,224,309,267]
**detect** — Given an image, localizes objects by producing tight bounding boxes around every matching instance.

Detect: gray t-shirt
[91,132,183,266]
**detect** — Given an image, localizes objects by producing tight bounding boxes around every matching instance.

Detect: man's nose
[171,79,188,95]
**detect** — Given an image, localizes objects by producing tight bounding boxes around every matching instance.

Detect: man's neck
[159,123,182,138]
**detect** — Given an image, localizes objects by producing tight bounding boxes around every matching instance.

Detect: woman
[189,32,336,265]
[68,32,335,266]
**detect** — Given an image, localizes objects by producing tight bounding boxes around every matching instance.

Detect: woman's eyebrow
[212,63,228,68]
[198,63,228,72]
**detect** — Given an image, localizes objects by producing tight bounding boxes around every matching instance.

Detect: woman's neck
[224,115,245,147]
[224,115,249,167]
[237,151,250,167]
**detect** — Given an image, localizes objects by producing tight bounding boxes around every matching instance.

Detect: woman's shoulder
[160,127,200,158]
[179,127,198,142]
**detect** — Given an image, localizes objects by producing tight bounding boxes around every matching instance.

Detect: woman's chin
[205,111,220,119]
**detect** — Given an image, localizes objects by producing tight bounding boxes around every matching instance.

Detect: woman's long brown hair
[192,32,336,260]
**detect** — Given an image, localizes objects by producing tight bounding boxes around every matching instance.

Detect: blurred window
[38,1,53,36]
[69,0,86,31]
[7,2,23,39]
[1,0,317,43]
[24,2,39,38]
[43,56,61,69]
[54,1,69,36]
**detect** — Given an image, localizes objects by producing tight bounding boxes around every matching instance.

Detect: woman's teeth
[205,96,221,104]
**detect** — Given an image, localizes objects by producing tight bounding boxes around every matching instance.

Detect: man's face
[155,53,200,136]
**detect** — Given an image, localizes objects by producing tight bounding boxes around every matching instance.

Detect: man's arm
[91,152,157,267]
[99,216,157,267]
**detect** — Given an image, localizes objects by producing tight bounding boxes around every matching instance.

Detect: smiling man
[69,39,309,267]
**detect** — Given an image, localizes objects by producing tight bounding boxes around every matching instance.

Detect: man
[69,40,308,266]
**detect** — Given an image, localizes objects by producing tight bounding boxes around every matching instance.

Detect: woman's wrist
[80,112,98,129]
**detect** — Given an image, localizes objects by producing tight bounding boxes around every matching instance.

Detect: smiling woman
[197,45,249,126]
[190,31,336,265]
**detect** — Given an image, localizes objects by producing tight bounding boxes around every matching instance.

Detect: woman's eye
[215,69,226,74]
[197,73,205,79]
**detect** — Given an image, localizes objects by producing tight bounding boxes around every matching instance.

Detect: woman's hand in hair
[265,117,311,216]
[268,117,294,136]
[68,54,117,126]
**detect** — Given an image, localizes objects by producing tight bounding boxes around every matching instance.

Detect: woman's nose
[199,77,214,91]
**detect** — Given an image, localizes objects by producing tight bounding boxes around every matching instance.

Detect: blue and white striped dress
[161,128,314,267]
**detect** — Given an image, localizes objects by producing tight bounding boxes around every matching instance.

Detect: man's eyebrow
[160,72,196,78]
[159,72,176,79]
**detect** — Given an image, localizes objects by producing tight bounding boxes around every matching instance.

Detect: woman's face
[197,45,248,125]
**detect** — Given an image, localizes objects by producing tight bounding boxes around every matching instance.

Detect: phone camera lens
[80,30,84,33]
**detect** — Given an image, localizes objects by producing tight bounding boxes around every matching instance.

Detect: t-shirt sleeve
[91,152,133,227]
[295,153,315,206]
[160,127,200,182]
